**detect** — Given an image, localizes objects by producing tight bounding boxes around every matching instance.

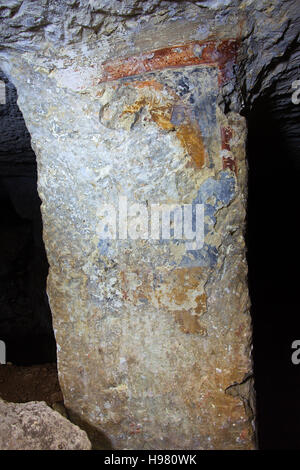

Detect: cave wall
[0,0,299,449]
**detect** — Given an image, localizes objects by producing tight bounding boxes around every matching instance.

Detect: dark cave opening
[246,79,300,449]
[0,70,56,366]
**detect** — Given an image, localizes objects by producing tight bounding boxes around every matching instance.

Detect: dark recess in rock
[246,54,300,448]
[0,69,56,365]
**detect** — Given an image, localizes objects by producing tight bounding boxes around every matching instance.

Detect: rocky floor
[0,363,111,449]
[0,363,62,406]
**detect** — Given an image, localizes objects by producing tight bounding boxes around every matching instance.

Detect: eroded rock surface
[0,47,252,450]
[0,0,299,450]
[0,397,91,450]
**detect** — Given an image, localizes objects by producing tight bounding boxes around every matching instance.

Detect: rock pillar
[2,39,253,449]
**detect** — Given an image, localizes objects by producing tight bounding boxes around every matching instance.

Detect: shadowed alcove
[246,51,300,449]
[0,69,56,366]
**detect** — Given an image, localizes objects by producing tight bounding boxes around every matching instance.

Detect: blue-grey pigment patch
[99,68,233,269]
[98,239,111,255]
[177,76,190,96]
[193,171,236,206]
[180,243,218,267]
[171,103,186,126]
[181,171,236,267]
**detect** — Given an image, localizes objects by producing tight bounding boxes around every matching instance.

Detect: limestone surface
[0,51,251,449]
[0,0,298,451]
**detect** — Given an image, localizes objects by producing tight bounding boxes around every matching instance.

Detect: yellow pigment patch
[121,83,207,168]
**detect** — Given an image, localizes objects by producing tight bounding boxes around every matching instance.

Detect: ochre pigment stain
[119,267,207,335]
[99,39,239,86]
[121,81,207,168]
[176,121,206,169]
[98,40,241,171]
[174,309,207,335]
[122,97,175,131]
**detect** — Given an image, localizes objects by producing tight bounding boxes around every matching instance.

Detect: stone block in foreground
[0,398,91,450]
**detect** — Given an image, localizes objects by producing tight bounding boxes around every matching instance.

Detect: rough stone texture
[0,397,91,450]
[1,46,252,450]
[0,0,298,450]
